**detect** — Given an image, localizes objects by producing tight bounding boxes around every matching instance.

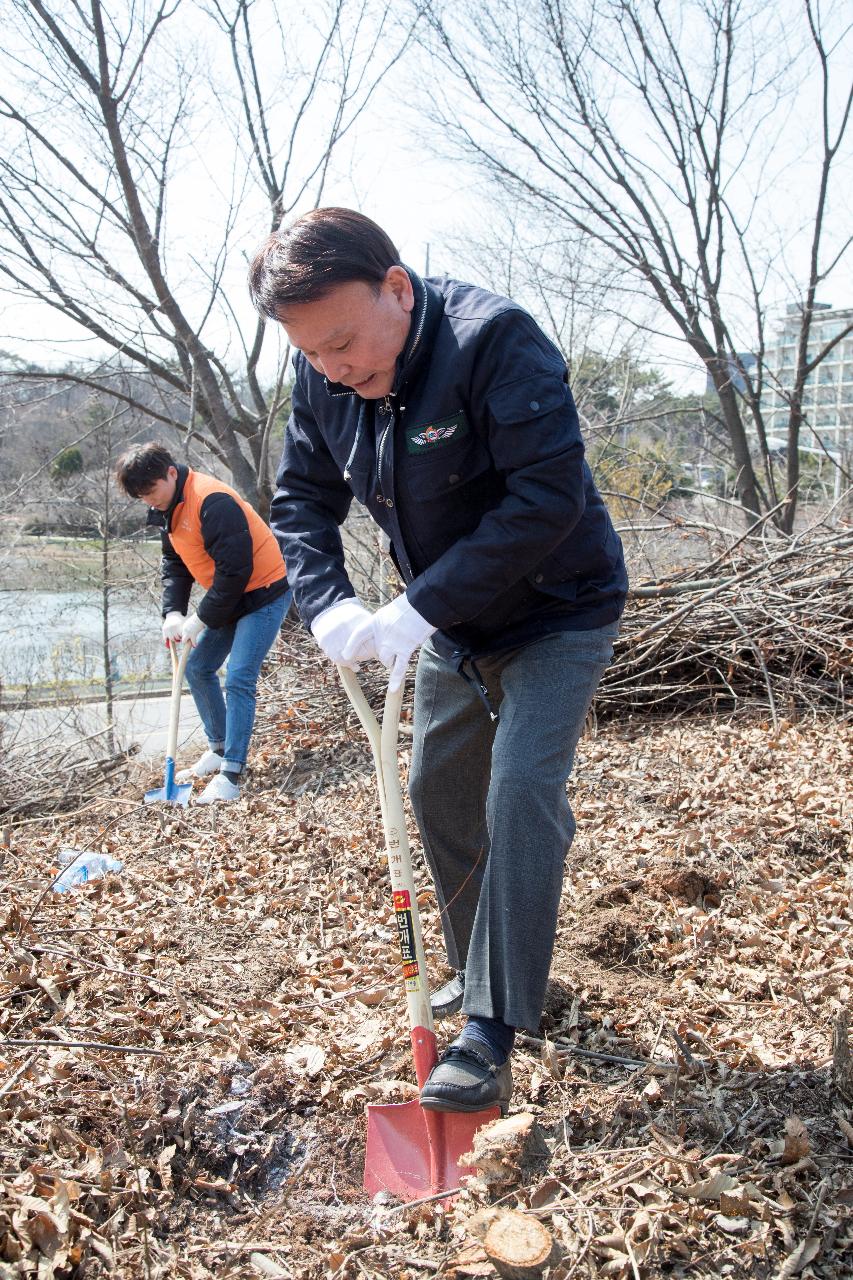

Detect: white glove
[310,598,373,668]
[162,611,185,646]
[341,594,435,692]
[181,613,206,647]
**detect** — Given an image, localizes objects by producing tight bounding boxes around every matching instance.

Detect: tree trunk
[699,349,763,525]
[783,400,804,534]
[100,447,115,757]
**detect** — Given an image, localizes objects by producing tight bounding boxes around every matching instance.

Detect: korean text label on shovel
[337,666,498,1201]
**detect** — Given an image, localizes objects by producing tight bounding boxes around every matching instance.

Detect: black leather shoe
[420,1038,513,1115]
[431,970,465,1020]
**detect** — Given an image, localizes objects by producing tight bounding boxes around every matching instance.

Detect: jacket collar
[145,464,189,531]
[393,270,443,398]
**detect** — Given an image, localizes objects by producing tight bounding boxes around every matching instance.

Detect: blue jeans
[409,625,618,1032]
[184,591,291,775]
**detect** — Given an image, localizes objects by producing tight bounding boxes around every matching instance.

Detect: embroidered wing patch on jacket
[406,411,469,454]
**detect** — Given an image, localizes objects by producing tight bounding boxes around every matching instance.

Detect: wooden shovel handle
[337,666,434,1040]
[166,640,191,762]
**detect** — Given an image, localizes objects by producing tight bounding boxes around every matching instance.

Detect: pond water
[0,590,207,758]
[0,589,167,687]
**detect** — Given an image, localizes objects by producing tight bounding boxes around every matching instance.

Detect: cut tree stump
[459,1113,550,1189]
[833,1010,853,1103]
[475,1209,554,1278]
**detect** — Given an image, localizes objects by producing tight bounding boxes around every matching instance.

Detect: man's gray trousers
[409,625,617,1033]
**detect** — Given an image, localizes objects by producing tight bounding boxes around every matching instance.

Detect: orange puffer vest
[169,471,286,589]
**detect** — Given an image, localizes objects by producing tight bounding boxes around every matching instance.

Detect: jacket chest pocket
[400,435,493,501]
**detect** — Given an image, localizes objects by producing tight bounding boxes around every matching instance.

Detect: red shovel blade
[364,1099,499,1201]
[364,1023,500,1201]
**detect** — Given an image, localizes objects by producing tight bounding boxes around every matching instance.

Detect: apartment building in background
[762,302,853,460]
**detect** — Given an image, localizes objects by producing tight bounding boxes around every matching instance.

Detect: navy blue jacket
[270,272,627,656]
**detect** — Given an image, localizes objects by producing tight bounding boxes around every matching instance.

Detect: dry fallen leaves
[781,1116,810,1165]
[0,647,851,1278]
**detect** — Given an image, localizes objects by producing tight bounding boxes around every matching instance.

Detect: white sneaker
[176,749,223,782]
[196,773,242,805]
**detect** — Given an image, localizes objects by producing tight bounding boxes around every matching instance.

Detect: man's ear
[385,265,415,314]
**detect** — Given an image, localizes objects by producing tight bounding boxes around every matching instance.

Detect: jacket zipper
[338,272,425,482]
[376,394,414,581]
[377,395,394,497]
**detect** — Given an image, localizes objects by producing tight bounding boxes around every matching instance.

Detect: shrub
[51,446,84,483]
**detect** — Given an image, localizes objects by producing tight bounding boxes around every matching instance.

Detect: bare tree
[415,0,852,530]
[0,0,412,510]
[44,398,154,753]
[449,211,725,533]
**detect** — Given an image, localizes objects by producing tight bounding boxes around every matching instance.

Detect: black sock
[460,1015,515,1065]
[223,769,241,785]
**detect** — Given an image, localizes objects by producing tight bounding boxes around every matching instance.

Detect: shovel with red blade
[338,666,499,1201]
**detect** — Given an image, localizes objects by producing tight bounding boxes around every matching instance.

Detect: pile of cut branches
[271,513,852,727]
[606,513,852,721]
[0,734,132,819]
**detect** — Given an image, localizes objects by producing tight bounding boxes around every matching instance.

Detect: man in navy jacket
[250,208,627,1114]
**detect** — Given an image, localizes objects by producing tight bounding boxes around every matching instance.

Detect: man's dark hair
[115,441,177,498]
[248,207,401,318]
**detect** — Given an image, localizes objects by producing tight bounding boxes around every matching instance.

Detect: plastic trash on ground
[53,848,124,893]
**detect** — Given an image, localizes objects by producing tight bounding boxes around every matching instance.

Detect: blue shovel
[145,639,193,807]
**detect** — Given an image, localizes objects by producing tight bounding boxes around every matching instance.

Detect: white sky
[1,3,484,374]
[2,0,850,398]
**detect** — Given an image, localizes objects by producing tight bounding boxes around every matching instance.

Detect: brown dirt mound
[645,862,724,906]
[568,907,651,966]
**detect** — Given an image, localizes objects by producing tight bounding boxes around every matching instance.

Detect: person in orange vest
[116,442,291,803]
